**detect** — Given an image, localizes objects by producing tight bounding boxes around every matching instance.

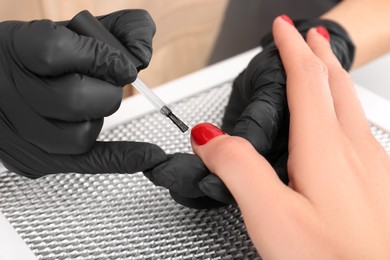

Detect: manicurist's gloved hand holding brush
[0,10,167,178]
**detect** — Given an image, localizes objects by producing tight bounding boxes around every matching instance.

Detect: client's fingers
[305,28,371,141]
[191,124,285,200]
[273,16,339,148]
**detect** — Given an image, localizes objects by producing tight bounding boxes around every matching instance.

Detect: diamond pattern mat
[1,82,390,259]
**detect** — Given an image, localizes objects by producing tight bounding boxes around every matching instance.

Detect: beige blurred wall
[1,0,43,20]
[1,0,228,96]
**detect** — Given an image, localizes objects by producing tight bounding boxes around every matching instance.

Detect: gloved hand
[0,10,167,178]
[144,18,355,209]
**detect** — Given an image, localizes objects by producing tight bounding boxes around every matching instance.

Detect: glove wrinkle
[100,10,156,70]
[169,191,226,209]
[144,153,211,199]
[199,175,236,205]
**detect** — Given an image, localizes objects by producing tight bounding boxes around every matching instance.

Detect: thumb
[191,123,285,204]
[191,123,303,253]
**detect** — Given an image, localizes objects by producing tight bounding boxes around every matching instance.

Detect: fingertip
[108,52,138,86]
[306,27,338,66]
[280,14,294,26]
[273,14,293,28]
[190,122,225,149]
[272,15,311,71]
[316,26,330,42]
[306,27,331,46]
[272,15,296,47]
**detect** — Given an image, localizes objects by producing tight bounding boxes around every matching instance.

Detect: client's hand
[144,16,355,209]
[190,16,390,259]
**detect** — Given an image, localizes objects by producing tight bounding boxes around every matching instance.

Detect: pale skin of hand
[191,17,390,259]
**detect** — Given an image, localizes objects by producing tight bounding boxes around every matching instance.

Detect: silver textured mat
[1,82,390,260]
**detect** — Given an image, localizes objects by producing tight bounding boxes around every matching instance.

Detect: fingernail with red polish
[280,14,294,26]
[191,123,225,145]
[316,26,330,42]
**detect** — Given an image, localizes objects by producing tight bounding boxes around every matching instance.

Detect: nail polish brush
[67,10,189,133]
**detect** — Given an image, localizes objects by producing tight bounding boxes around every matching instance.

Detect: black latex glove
[0,10,167,178]
[144,18,355,209]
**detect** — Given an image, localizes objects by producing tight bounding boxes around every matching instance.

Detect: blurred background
[1,0,389,100]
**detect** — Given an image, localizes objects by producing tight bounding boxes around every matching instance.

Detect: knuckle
[38,30,65,69]
[132,9,156,34]
[71,120,103,153]
[62,97,89,119]
[219,136,249,151]
[297,56,329,79]
[61,77,123,120]
[135,9,154,23]
[13,20,63,74]
[333,68,353,85]
[120,9,155,30]
[209,136,253,173]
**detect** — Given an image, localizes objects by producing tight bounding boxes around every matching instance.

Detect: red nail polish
[191,123,224,145]
[280,14,294,26]
[316,26,330,42]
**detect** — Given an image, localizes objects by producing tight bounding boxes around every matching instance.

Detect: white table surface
[1,47,390,259]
